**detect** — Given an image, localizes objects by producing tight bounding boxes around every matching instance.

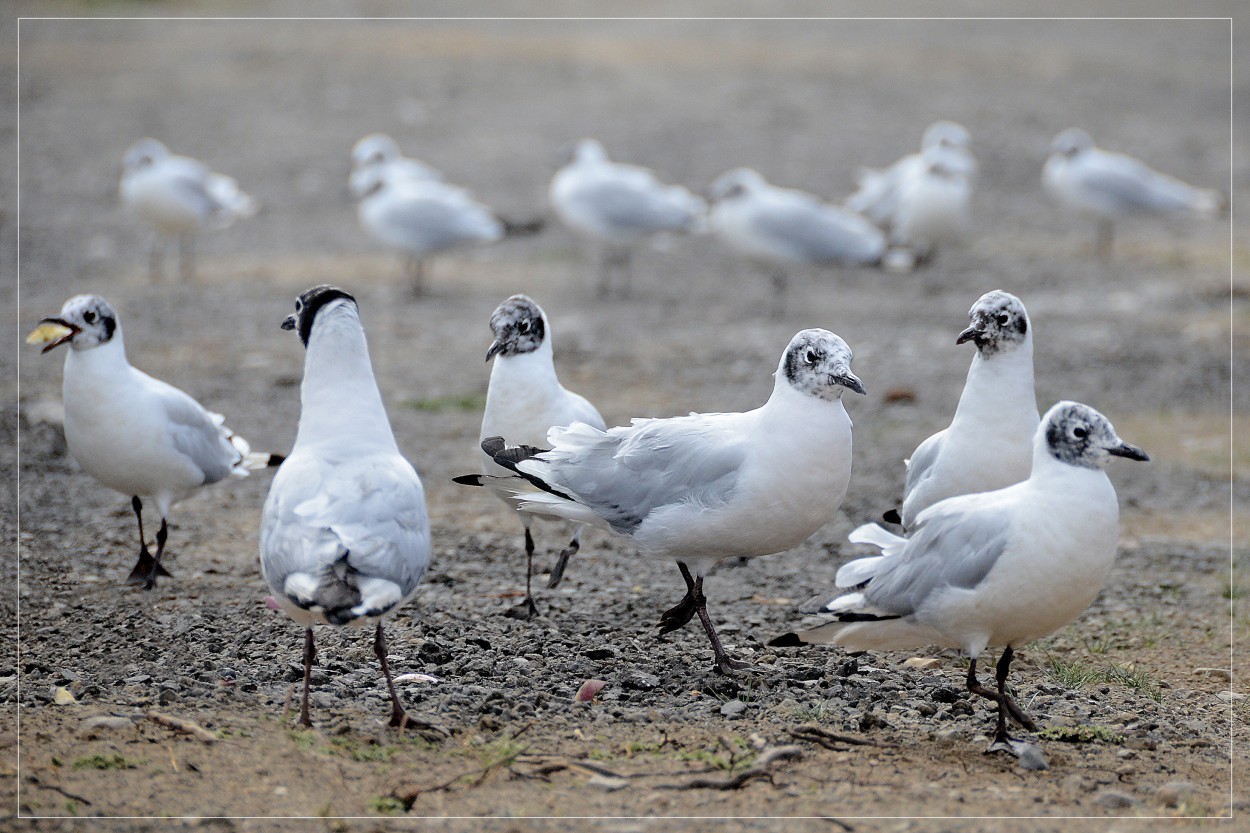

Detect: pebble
[79,715,135,736]
[1156,781,1197,808]
[1216,691,1245,703]
[1016,744,1049,771]
[1191,667,1231,681]
[1093,790,1139,809]
[903,657,941,671]
[719,699,749,717]
[587,774,629,792]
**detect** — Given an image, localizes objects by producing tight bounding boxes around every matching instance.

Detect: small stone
[80,715,134,736]
[719,699,749,717]
[621,671,659,691]
[1216,691,1245,703]
[903,657,941,671]
[1192,667,1231,681]
[587,774,629,792]
[1015,743,1049,771]
[53,686,77,705]
[418,640,454,666]
[1156,781,1197,808]
[1093,790,1139,809]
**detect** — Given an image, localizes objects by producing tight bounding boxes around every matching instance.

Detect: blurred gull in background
[845,120,976,272]
[349,132,444,199]
[707,167,885,317]
[549,138,706,299]
[1042,127,1224,258]
[120,138,258,281]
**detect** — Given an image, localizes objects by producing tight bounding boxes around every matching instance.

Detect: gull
[260,285,430,729]
[349,132,444,199]
[1043,127,1224,258]
[771,401,1148,758]
[879,152,973,272]
[26,295,282,589]
[119,138,258,281]
[455,294,605,618]
[463,328,864,673]
[549,138,706,298]
[356,171,504,296]
[864,291,1038,548]
[845,120,977,229]
[707,168,885,318]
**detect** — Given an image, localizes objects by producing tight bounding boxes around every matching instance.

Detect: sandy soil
[5,5,1246,830]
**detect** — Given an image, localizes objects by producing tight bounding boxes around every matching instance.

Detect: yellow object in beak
[26,321,74,346]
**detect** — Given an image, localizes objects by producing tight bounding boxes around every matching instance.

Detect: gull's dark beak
[281,314,297,331]
[837,372,867,396]
[1108,441,1150,462]
[485,339,506,363]
[955,325,981,345]
[30,316,81,354]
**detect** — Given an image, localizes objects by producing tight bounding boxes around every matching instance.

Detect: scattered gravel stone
[1156,781,1198,808]
[719,699,749,717]
[1093,790,1139,809]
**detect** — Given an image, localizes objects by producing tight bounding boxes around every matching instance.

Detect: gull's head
[486,294,547,362]
[957,290,1030,356]
[1052,128,1094,159]
[282,285,358,347]
[922,120,971,153]
[351,133,401,170]
[571,138,608,165]
[122,138,170,173]
[1042,401,1149,470]
[780,329,865,401]
[708,168,766,203]
[27,295,118,353]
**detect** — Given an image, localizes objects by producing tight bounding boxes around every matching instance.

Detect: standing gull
[120,138,258,281]
[707,168,885,317]
[463,329,864,673]
[845,120,977,229]
[772,402,1148,759]
[27,295,282,588]
[356,171,504,296]
[549,138,706,298]
[1042,127,1224,258]
[458,295,606,618]
[871,290,1038,541]
[260,286,430,728]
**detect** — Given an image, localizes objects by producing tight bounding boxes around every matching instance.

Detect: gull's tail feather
[480,436,574,500]
[218,419,284,476]
[837,523,907,587]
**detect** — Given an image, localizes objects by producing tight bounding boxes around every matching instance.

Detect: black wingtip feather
[768,632,804,648]
[452,474,485,487]
[882,508,902,525]
[267,453,285,467]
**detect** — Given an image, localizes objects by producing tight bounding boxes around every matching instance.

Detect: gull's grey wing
[753,197,884,264]
[1078,152,1200,215]
[860,493,1013,617]
[902,427,946,498]
[260,452,430,605]
[530,415,748,535]
[147,374,238,484]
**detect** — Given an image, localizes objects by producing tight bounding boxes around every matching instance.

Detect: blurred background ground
[3,2,1247,829]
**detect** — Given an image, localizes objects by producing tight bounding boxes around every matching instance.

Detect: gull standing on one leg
[1042,128,1224,258]
[456,295,605,618]
[461,329,864,673]
[772,402,1148,761]
[26,295,282,588]
[549,139,706,299]
[119,138,258,281]
[260,286,431,729]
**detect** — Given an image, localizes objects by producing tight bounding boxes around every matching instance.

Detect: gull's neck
[950,336,1036,428]
[64,330,132,384]
[489,336,559,390]
[295,305,397,453]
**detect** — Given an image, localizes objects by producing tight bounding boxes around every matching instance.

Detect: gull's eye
[295,300,303,311]
[517,320,530,334]
[83,310,97,324]
[805,349,818,364]
[1073,425,1088,440]
[997,313,1010,326]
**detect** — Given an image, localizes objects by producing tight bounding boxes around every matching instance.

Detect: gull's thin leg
[373,623,409,728]
[1095,220,1114,260]
[547,526,581,589]
[617,248,633,299]
[506,527,540,619]
[596,247,613,299]
[142,518,169,591]
[125,496,167,585]
[179,233,195,281]
[299,627,315,728]
[690,575,754,674]
[408,256,427,297]
[995,646,1037,731]
[658,561,698,633]
[769,269,787,320]
[148,237,164,282]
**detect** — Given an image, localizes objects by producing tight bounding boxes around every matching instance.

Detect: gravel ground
[5,4,1247,830]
